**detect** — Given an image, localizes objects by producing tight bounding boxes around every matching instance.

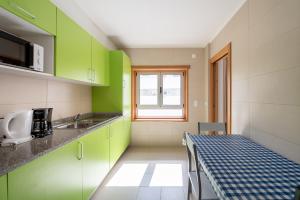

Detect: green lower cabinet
[8,140,82,200]
[4,119,130,200]
[0,0,57,35]
[109,118,125,168]
[81,126,110,200]
[0,175,7,200]
[123,115,131,149]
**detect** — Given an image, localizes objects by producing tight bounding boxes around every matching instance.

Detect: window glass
[162,74,181,106]
[134,68,188,120]
[139,74,158,105]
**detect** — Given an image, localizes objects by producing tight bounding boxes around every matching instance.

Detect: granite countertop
[0,112,122,176]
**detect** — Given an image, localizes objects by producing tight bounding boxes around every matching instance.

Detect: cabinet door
[56,9,92,83]
[8,140,82,200]
[81,125,110,200]
[0,175,7,200]
[122,53,131,116]
[109,118,124,168]
[123,115,131,149]
[92,37,109,86]
[0,0,56,35]
[92,51,123,113]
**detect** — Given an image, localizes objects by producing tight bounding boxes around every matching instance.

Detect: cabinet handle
[9,1,36,19]
[92,69,96,82]
[77,142,83,160]
[87,68,92,81]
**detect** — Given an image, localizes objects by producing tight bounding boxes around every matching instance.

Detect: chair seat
[188,171,218,200]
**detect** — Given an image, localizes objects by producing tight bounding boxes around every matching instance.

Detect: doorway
[209,43,231,134]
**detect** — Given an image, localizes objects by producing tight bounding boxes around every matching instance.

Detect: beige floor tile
[161,187,185,200]
[92,186,139,200]
[137,187,161,200]
[92,147,193,200]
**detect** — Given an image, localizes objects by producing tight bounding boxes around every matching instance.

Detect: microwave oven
[0,29,44,72]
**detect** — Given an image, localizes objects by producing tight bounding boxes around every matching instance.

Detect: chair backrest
[185,133,201,199]
[198,122,226,135]
[185,132,196,160]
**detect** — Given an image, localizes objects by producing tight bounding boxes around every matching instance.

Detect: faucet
[74,114,81,122]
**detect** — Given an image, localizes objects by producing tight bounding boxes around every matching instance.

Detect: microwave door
[0,30,31,68]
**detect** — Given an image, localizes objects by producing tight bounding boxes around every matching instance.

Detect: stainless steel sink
[56,122,91,129]
[54,115,120,130]
[55,119,108,129]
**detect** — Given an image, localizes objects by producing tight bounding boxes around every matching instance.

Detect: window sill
[132,118,188,122]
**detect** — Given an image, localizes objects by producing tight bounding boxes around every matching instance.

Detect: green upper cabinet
[0,175,7,200]
[92,51,131,114]
[56,9,92,83]
[8,140,82,200]
[81,125,110,200]
[92,37,110,86]
[0,0,56,35]
[122,53,131,116]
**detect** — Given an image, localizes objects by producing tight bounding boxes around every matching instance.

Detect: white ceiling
[73,0,246,48]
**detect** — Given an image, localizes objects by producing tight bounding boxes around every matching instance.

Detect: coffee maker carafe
[31,108,53,138]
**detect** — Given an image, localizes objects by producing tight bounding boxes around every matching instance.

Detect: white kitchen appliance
[0,110,33,146]
[0,29,44,72]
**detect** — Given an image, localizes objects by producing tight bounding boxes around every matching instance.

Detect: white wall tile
[249,66,300,105]
[0,74,47,105]
[0,73,91,119]
[251,103,300,146]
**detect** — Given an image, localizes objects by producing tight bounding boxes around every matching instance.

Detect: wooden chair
[198,122,226,135]
[185,133,218,200]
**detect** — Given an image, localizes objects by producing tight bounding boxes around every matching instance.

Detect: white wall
[209,0,300,163]
[217,59,224,122]
[124,48,207,146]
[51,0,116,50]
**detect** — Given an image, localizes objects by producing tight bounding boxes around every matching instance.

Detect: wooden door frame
[209,43,232,134]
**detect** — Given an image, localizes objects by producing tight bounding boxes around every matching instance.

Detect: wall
[51,0,116,50]
[124,48,207,146]
[209,0,300,163]
[0,73,91,120]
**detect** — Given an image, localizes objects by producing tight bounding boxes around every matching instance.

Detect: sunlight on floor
[106,163,184,187]
[106,163,148,186]
[150,164,183,187]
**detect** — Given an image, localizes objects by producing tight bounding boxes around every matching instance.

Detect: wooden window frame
[209,43,232,134]
[131,65,189,122]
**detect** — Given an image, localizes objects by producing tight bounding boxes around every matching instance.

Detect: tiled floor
[91,147,189,200]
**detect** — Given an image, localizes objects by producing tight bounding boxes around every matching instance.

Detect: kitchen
[1,0,300,200]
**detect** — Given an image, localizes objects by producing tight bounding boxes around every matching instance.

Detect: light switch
[204,101,208,106]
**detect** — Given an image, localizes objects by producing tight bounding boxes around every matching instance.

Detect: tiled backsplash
[0,73,91,120]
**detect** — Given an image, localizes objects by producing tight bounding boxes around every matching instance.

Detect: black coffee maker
[31,108,53,138]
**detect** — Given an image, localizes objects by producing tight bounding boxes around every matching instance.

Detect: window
[132,66,189,121]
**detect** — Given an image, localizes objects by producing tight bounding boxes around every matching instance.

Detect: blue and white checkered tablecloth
[190,135,300,200]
